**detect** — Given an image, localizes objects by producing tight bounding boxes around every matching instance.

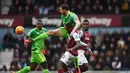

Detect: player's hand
[29,39,34,44]
[24,40,28,47]
[90,51,94,56]
[24,39,33,44]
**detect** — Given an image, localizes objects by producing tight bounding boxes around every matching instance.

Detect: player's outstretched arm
[69,41,80,51]
[69,32,88,51]
[70,41,89,51]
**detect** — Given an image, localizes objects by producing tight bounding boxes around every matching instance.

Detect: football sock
[74,56,79,69]
[16,66,30,73]
[43,69,50,73]
[80,64,88,72]
[33,33,48,42]
[63,68,68,72]
[58,69,64,73]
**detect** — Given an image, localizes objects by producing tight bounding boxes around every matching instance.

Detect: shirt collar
[36,28,42,31]
[65,11,70,18]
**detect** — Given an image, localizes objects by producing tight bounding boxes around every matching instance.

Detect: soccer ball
[15,26,24,35]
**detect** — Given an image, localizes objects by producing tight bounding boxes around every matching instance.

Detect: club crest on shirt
[73,16,77,20]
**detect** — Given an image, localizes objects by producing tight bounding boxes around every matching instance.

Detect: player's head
[81,19,89,31]
[59,4,69,15]
[36,20,43,30]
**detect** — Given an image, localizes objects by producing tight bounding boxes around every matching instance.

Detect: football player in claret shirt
[58,19,93,73]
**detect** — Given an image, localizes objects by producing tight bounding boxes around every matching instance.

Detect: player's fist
[24,39,33,44]
[90,52,94,56]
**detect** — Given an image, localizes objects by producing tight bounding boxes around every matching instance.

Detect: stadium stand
[0,0,130,15]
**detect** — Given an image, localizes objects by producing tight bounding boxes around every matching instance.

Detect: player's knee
[40,61,48,69]
[58,61,66,69]
[80,63,88,72]
[30,66,36,71]
[83,63,89,71]
[58,61,63,69]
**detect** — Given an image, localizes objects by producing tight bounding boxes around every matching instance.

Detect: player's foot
[10,71,16,73]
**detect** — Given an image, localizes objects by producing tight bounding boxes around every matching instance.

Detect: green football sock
[43,69,49,73]
[74,56,79,68]
[16,66,30,73]
[33,33,48,42]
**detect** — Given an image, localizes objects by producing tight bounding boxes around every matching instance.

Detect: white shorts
[60,50,88,65]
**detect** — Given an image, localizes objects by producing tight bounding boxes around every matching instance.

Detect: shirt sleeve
[72,32,80,41]
[72,13,79,21]
[43,28,47,32]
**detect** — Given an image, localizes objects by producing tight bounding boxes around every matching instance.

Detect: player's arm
[86,47,93,56]
[70,41,89,51]
[70,14,81,36]
[70,41,80,51]
[69,33,88,51]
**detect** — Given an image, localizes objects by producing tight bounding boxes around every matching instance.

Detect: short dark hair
[60,4,69,10]
[37,20,43,25]
[83,19,89,25]
[83,19,89,23]
[83,19,89,31]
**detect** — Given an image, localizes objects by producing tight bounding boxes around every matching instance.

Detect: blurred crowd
[1,29,130,71]
[8,0,130,15]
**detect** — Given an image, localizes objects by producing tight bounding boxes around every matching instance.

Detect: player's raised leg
[47,27,69,38]
[47,28,62,36]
